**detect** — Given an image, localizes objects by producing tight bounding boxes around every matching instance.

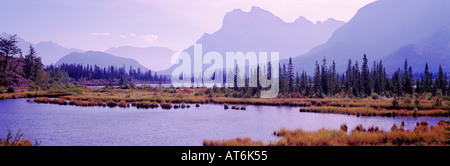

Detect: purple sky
[0,0,375,51]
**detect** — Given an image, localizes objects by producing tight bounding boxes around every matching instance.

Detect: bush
[340,124,348,132]
[107,100,117,107]
[161,102,172,109]
[414,98,420,106]
[6,86,15,93]
[370,93,379,100]
[434,89,443,106]
[392,98,399,108]
[403,94,412,104]
[0,129,35,146]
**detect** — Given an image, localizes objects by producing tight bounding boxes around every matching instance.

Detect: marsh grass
[204,121,449,146]
[203,137,265,146]
[8,87,448,117]
[0,129,37,146]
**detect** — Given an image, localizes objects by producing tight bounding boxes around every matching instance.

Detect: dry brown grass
[203,137,266,146]
[204,121,449,146]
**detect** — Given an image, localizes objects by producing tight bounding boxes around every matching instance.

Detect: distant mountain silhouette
[0,32,84,65]
[161,6,345,75]
[383,25,450,73]
[105,46,175,71]
[55,51,148,71]
[290,0,450,73]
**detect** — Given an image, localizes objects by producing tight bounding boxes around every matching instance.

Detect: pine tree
[23,45,36,80]
[0,34,22,74]
[352,60,361,97]
[288,57,294,92]
[321,58,328,95]
[313,61,322,97]
[424,63,433,93]
[392,68,403,99]
[361,54,371,96]
[402,59,413,94]
[345,59,353,95]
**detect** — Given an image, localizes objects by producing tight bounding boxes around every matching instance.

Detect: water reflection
[0,99,448,146]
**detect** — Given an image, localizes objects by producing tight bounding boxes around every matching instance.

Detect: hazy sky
[0,0,376,51]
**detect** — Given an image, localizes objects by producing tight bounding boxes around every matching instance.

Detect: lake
[0,99,448,146]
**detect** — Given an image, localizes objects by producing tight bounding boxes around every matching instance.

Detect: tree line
[275,54,449,98]
[45,63,168,83]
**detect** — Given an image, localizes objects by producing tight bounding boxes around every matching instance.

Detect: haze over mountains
[105,46,175,71]
[161,6,345,74]
[290,0,450,73]
[55,51,148,71]
[0,32,84,65]
[3,0,450,77]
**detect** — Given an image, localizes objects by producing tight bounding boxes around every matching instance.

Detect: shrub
[391,124,399,132]
[107,100,117,107]
[392,98,399,108]
[414,98,420,106]
[370,93,379,100]
[403,94,412,104]
[161,102,172,109]
[118,100,128,108]
[0,129,35,146]
[6,86,15,93]
[434,89,444,106]
[340,124,348,132]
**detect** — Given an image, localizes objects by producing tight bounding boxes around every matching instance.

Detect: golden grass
[4,87,448,116]
[204,121,450,146]
[0,129,34,146]
[203,137,265,146]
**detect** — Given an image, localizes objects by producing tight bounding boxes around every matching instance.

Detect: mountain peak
[223,6,283,25]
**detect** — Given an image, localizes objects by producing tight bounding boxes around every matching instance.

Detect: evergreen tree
[23,45,36,80]
[0,34,22,74]
[321,58,328,95]
[313,61,322,97]
[361,54,371,96]
[392,68,403,99]
[402,59,413,94]
[424,63,433,93]
[435,65,446,95]
[287,57,294,92]
[345,59,353,95]
[352,60,361,97]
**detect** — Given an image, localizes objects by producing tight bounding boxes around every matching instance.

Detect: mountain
[290,0,450,74]
[383,25,450,73]
[55,51,148,71]
[0,32,84,65]
[105,46,175,71]
[160,6,345,75]
[34,41,84,65]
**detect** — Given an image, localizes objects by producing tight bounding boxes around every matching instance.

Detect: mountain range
[0,32,83,66]
[105,46,175,71]
[160,6,345,75]
[289,0,450,74]
[3,0,450,76]
[55,51,148,71]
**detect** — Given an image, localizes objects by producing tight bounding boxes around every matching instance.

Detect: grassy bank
[1,86,449,117]
[203,120,450,146]
[0,129,38,146]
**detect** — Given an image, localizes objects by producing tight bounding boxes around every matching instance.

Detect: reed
[118,100,128,108]
[34,97,52,103]
[203,137,265,146]
[0,129,34,146]
[161,102,172,109]
[136,101,159,109]
[205,121,449,146]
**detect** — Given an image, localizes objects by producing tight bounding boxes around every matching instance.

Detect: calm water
[0,99,448,146]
